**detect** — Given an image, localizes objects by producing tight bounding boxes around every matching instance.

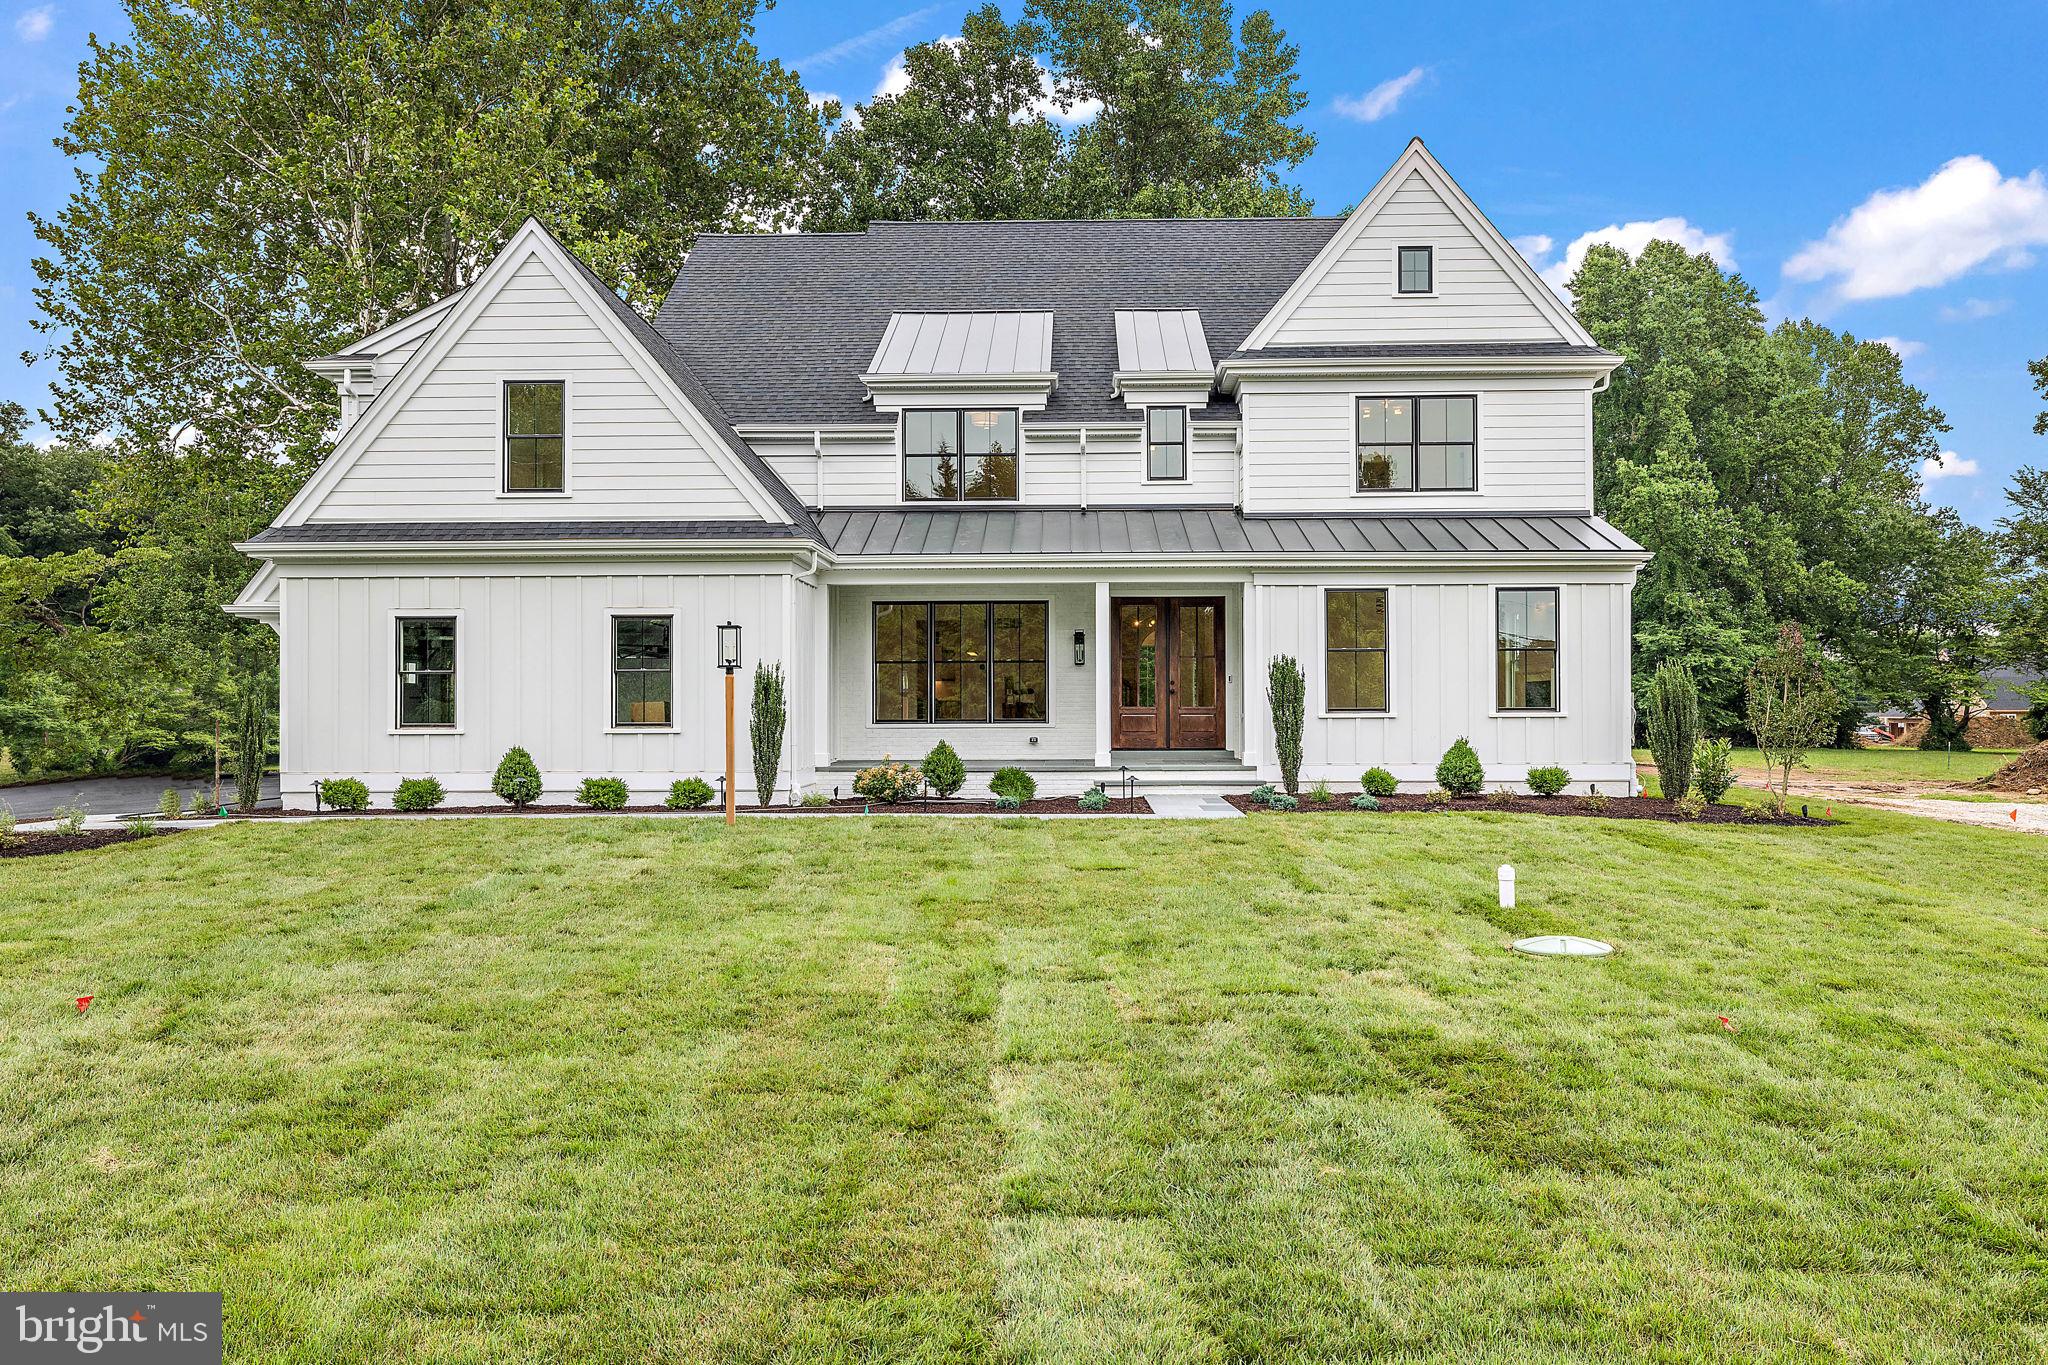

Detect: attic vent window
[1398,245,1434,294]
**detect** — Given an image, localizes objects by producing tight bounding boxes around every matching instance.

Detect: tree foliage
[802,0,1313,228]
[1744,623,1837,808]
[1266,654,1304,795]
[1644,662,1700,799]
[750,661,786,806]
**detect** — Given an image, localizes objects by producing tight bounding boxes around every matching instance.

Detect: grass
[3,811,2046,1362]
[1636,745,2021,785]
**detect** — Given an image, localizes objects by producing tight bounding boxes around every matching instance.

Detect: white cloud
[874,52,913,98]
[1784,155,2048,302]
[1919,449,1979,485]
[1938,296,2011,322]
[793,4,943,73]
[1524,218,1736,291]
[14,4,53,41]
[1332,67,1427,123]
[1870,336,1926,359]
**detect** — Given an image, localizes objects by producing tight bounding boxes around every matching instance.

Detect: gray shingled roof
[655,218,1347,427]
[250,520,811,545]
[814,509,1644,557]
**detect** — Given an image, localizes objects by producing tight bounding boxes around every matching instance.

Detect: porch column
[811,581,833,772]
[1094,580,1112,768]
[1241,577,1264,773]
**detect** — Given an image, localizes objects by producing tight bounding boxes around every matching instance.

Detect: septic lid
[1511,935,1614,957]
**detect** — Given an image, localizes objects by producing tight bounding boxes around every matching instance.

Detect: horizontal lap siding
[317,257,763,522]
[1256,575,1635,784]
[1242,377,1590,514]
[280,563,795,804]
[1266,172,1561,346]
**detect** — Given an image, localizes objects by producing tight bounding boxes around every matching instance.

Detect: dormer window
[504,380,565,493]
[903,409,1019,501]
[1145,407,1187,481]
[1397,245,1434,295]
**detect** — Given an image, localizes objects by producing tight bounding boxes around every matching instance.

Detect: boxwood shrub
[922,741,967,798]
[1359,767,1398,798]
[320,777,371,811]
[988,767,1036,804]
[666,777,714,809]
[1435,738,1484,797]
[1526,765,1571,797]
[392,777,445,812]
[493,747,543,807]
[578,777,631,810]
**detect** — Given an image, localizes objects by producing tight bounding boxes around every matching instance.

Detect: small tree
[234,683,266,811]
[1745,623,1837,810]
[1644,662,1701,799]
[1267,655,1305,795]
[493,747,544,807]
[750,662,787,806]
[922,740,966,798]
[1435,737,1484,797]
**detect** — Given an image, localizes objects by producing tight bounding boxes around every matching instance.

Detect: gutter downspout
[1078,426,1088,512]
[813,428,825,509]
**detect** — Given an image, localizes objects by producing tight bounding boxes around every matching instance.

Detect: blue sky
[3,0,2044,524]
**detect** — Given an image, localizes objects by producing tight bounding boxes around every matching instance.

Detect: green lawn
[3,812,2045,1362]
[1635,745,2021,785]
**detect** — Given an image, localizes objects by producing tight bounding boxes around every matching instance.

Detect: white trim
[1487,583,1567,718]
[862,594,1059,730]
[1391,243,1438,299]
[1093,581,1111,767]
[1141,405,1191,484]
[273,221,792,529]
[895,406,1027,508]
[497,374,573,497]
[1349,390,1480,498]
[336,289,466,358]
[1315,584,1397,720]
[388,607,466,735]
[1239,139,1597,352]
[603,607,681,733]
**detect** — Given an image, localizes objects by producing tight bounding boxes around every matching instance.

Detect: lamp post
[717,622,742,826]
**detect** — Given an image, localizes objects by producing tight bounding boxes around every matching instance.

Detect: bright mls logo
[4,1294,221,1362]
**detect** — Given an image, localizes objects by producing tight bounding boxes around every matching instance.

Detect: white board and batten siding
[278,562,808,805]
[310,255,764,523]
[1240,376,1593,514]
[1252,574,1636,790]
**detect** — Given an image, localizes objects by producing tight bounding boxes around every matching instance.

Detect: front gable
[1241,140,1594,351]
[276,221,797,528]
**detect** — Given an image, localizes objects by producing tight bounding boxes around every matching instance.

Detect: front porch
[813,575,1260,794]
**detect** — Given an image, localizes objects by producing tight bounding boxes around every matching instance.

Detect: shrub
[1582,788,1611,813]
[800,790,829,808]
[126,814,157,837]
[1485,786,1515,806]
[392,777,446,812]
[52,804,88,834]
[235,681,267,811]
[1349,793,1380,811]
[1645,662,1702,800]
[1435,737,1484,797]
[1422,788,1453,810]
[1077,788,1109,812]
[1268,792,1300,811]
[1248,784,1277,806]
[751,662,786,805]
[993,795,1022,811]
[1526,765,1570,797]
[493,747,544,807]
[1673,792,1707,821]
[320,778,370,811]
[923,740,967,798]
[1267,655,1306,795]
[1746,622,1836,806]
[853,760,922,803]
[1692,737,1734,804]
[577,777,630,810]
[2026,695,2048,743]
[0,802,14,843]
[989,767,1036,805]
[1307,779,1333,804]
[158,788,184,820]
[1360,767,1398,798]
[667,777,714,810]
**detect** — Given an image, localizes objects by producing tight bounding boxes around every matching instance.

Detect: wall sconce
[1073,629,1086,666]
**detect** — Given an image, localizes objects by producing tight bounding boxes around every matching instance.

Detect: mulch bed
[1225,791,1836,825]
[230,795,1154,818]
[1,828,183,859]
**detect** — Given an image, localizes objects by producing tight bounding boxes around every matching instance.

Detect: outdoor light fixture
[1073,629,1086,666]
[716,622,742,825]
[717,622,742,674]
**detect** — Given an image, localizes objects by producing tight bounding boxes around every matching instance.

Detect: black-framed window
[903,408,1019,501]
[396,617,457,728]
[873,601,1048,723]
[1325,589,1389,712]
[1497,588,1559,711]
[1398,245,1434,294]
[612,616,673,728]
[505,381,565,492]
[1146,406,1187,481]
[1357,395,1476,492]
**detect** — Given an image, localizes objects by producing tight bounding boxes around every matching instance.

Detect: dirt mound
[1882,711,2036,750]
[1977,740,2048,793]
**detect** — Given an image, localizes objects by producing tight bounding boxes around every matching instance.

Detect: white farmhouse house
[231,140,1648,808]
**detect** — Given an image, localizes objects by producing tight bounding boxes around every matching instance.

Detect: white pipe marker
[1498,863,1516,909]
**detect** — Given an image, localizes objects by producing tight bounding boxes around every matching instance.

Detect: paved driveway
[1,774,279,820]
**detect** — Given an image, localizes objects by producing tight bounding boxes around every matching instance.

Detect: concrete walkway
[1145,793,1244,819]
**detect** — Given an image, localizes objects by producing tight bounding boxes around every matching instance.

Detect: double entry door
[1110,597,1225,750]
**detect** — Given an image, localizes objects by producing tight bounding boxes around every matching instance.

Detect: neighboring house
[231,139,1650,807]
[1869,667,2046,746]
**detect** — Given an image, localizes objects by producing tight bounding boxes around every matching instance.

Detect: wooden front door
[1111,597,1226,750]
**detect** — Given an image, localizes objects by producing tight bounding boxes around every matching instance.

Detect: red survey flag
[1717,1015,1738,1033]
[75,995,93,1013]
